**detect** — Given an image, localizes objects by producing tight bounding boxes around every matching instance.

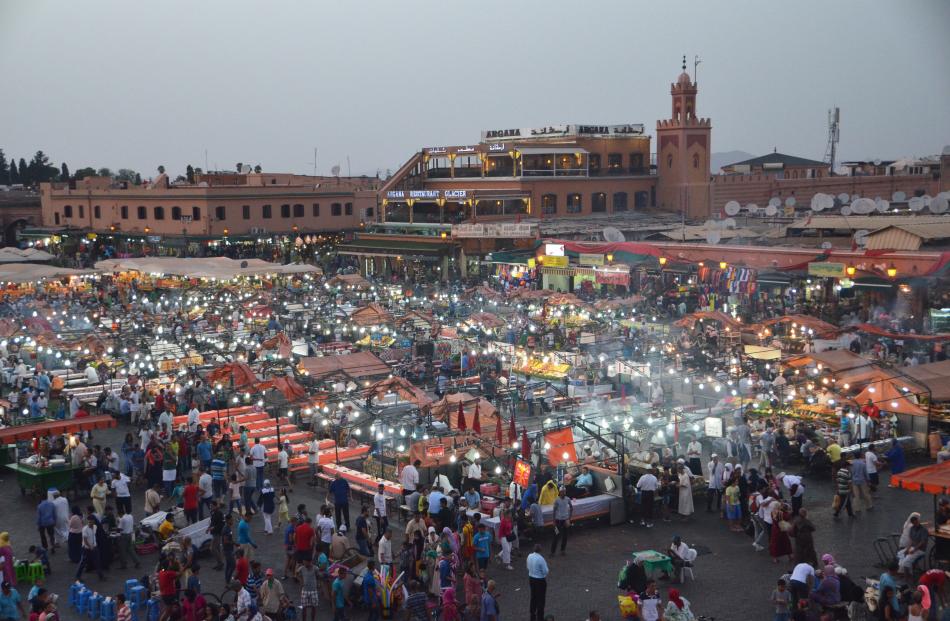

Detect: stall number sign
[543,256,568,268]
[807,262,846,278]
[704,416,724,438]
[544,243,565,257]
[425,445,445,458]
[513,460,532,487]
[579,253,605,266]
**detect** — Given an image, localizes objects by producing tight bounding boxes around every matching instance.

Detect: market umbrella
[456,401,466,431]
[521,427,531,457]
[508,411,517,444]
[472,402,482,434]
[495,412,503,445]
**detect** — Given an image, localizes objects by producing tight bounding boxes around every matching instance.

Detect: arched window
[171,206,182,220]
[154,206,165,220]
[137,206,147,219]
[63,205,73,218]
[93,205,101,219]
[215,206,226,220]
[591,192,607,212]
[693,153,700,169]
[541,194,557,215]
[667,154,673,169]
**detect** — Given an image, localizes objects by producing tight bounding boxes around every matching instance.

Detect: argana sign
[481,123,645,142]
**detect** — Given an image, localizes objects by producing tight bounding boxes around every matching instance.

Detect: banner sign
[595,271,630,286]
[513,460,532,487]
[807,262,846,278]
[704,416,724,438]
[452,222,536,238]
[543,255,568,268]
[425,444,445,458]
[482,123,645,142]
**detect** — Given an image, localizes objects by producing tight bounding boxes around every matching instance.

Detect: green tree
[157,165,165,175]
[97,167,113,178]
[73,167,97,181]
[236,162,243,172]
[60,162,70,181]
[7,156,17,184]
[253,164,262,173]
[134,173,142,185]
[186,164,195,183]
[18,158,29,185]
[115,169,137,182]
[28,150,55,183]
[0,149,8,181]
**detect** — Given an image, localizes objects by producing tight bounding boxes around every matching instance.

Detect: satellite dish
[705,230,722,245]
[785,197,797,208]
[745,203,759,212]
[704,219,721,230]
[240,260,249,268]
[873,159,882,166]
[922,195,933,207]
[810,193,832,212]
[908,196,925,211]
[850,194,861,202]
[820,241,833,250]
[854,230,870,246]
[875,199,889,213]
[893,191,907,202]
[768,197,781,208]
[851,198,877,215]
[722,218,737,229]
[841,205,853,216]
[724,200,741,216]
[837,193,850,203]
[602,227,626,243]
[765,204,778,216]
[331,165,341,176]
[931,193,949,214]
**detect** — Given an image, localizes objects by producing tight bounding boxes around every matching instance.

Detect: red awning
[0,415,117,443]
[891,461,950,495]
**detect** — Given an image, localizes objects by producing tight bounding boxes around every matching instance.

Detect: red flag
[508,411,517,444]
[456,400,466,431]
[472,402,482,434]
[521,427,531,456]
[495,412,503,444]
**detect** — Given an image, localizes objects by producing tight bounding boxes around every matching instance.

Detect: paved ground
[0,420,936,620]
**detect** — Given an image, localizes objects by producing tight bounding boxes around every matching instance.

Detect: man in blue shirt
[362,560,380,621]
[197,437,213,471]
[210,454,228,499]
[464,486,481,510]
[332,567,349,620]
[0,581,24,621]
[328,474,351,531]
[473,522,492,570]
[36,496,57,551]
[527,544,549,621]
[237,513,258,559]
[427,487,445,518]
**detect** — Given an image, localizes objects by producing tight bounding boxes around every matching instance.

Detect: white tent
[0,247,55,263]
[94,257,321,279]
[0,263,90,283]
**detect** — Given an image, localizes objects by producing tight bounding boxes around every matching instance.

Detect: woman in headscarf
[791,508,818,567]
[462,562,481,620]
[258,479,275,535]
[900,512,922,548]
[67,506,84,563]
[676,464,694,519]
[0,533,14,585]
[769,500,793,564]
[441,527,459,555]
[663,588,695,621]
[440,585,460,621]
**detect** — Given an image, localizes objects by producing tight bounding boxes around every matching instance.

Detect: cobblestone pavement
[0,422,934,620]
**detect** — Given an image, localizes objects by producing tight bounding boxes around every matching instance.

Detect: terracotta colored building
[39,172,379,241]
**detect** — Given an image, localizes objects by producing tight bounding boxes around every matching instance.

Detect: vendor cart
[5,462,79,497]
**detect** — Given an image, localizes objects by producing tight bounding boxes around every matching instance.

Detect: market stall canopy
[757,314,840,338]
[0,247,55,263]
[465,312,506,330]
[326,273,372,290]
[674,311,743,330]
[349,303,394,327]
[508,289,553,302]
[395,311,436,331]
[785,349,871,374]
[545,292,593,311]
[0,263,91,283]
[206,362,259,389]
[0,414,116,443]
[902,360,950,401]
[299,351,390,381]
[95,257,319,279]
[850,323,950,342]
[364,376,432,408]
[430,393,499,431]
[891,461,950,495]
[593,295,644,311]
[464,285,504,302]
[255,376,307,402]
[853,379,927,416]
[260,332,293,359]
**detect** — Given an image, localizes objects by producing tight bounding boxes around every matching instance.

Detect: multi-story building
[38,172,379,249]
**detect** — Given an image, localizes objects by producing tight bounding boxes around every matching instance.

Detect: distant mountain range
[710,150,754,174]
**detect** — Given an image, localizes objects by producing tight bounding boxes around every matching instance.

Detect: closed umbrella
[495,411,503,444]
[521,427,531,457]
[508,411,517,444]
[456,400,466,431]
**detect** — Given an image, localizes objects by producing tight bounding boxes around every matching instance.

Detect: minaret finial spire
[682,55,686,72]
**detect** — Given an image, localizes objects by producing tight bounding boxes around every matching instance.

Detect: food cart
[5,462,80,497]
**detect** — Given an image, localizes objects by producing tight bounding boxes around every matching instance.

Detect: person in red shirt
[294,517,316,563]
[183,481,200,524]
[234,549,250,585]
[861,399,881,420]
[158,566,179,607]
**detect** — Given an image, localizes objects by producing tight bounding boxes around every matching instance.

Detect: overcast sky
[1,0,948,178]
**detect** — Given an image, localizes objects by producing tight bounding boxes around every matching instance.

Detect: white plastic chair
[681,547,698,582]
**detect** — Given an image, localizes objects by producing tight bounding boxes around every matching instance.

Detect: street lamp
[886,263,897,278]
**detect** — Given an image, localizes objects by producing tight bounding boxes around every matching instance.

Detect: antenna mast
[824,107,840,176]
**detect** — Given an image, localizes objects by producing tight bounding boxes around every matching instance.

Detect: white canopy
[95,257,322,279]
[0,247,55,263]
[0,263,91,283]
